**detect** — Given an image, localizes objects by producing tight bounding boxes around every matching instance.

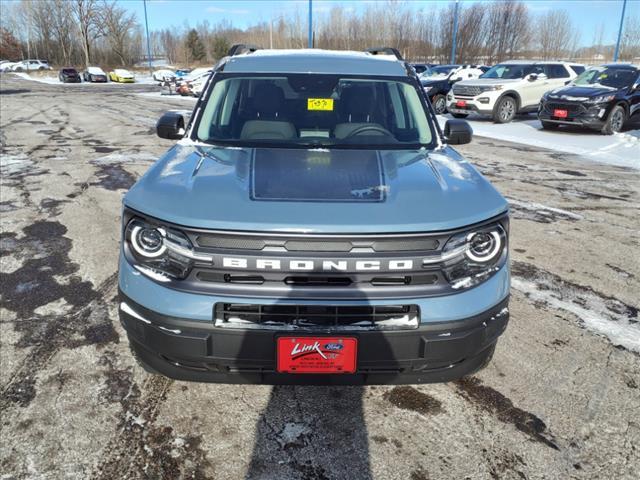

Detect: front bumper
[119,248,510,384]
[446,92,498,116]
[120,292,508,384]
[538,103,608,130]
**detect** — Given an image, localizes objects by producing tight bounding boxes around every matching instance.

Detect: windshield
[196,74,434,149]
[421,66,457,79]
[481,64,537,79]
[572,67,638,89]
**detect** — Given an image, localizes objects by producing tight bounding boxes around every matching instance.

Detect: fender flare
[496,90,522,111]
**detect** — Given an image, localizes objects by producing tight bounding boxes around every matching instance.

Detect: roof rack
[227,44,261,57]
[365,47,403,61]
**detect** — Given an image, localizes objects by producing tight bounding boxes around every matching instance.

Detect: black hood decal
[251,148,385,202]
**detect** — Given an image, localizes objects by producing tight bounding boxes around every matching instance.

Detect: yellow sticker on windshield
[307,98,334,111]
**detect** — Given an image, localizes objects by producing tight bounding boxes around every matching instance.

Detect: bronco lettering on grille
[221,257,414,271]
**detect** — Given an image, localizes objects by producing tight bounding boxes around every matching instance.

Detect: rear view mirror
[444,119,473,145]
[157,112,185,140]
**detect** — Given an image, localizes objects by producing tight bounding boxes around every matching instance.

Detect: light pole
[613,0,628,61]
[143,0,153,74]
[450,0,460,64]
[308,0,313,48]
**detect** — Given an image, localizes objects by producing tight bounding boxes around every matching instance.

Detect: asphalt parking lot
[1,74,639,480]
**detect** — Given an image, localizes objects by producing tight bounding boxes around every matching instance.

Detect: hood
[421,78,448,88]
[455,78,521,87]
[124,144,507,234]
[547,84,620,99]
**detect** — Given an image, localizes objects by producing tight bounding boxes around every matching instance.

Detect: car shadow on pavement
[245,384,371,480]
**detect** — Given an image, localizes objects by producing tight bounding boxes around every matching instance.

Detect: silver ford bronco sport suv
[118,45,510,384]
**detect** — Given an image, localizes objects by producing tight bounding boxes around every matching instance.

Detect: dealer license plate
[277,337,357,374]
[456,100,467,107]
[553,109,568,118]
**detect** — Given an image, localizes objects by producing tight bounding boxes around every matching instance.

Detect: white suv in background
[447,61,584,123]
[11,59,51,72]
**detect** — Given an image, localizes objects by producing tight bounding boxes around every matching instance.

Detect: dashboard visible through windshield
[195,74,434,149]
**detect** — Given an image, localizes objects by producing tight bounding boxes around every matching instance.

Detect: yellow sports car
[109,69,135,83]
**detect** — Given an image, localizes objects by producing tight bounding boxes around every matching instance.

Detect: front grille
[453,85,482,97]
[545,102,586,114]
[194,233,439,253]
[215,303,420,330]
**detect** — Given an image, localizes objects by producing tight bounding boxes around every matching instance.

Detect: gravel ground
[1,74,639,480]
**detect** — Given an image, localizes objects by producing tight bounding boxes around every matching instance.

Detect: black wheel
[432,94,447,115]
[38,66,45,71]
[451,113,469,119]
[541,121,559,130]
[493,96,517,123]
[15,66,23,72]
[601,105,625,135]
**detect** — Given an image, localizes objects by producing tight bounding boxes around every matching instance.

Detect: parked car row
[433,60,638,134]
[57,66,137,83]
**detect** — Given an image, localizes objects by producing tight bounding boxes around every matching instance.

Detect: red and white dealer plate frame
[277,337,358,374]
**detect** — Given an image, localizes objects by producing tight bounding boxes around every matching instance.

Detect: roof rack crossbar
[365,47,403,61]
[227,44,261,57]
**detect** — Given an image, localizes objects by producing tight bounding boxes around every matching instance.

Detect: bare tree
[619,15,640,61]
[72,0,101,67]
[485,1,530,64]
[50,0,75,65]
[98,0,137,66]
[536,10,578,60]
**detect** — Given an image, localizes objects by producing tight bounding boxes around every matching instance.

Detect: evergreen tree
[186,28,206,62]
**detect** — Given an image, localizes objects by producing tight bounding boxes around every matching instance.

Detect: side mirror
[444,119,473,145]
[564,80,571,85]
[527,73,538,81]
[157,112,185,140]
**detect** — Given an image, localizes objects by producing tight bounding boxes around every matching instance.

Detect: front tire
[432,94,447,115]
[601,105,625,135]
[493,96,517,123]
[451,112,469,119]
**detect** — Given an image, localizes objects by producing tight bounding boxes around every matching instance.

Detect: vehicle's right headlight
[437,221,508,290]
[124,218,197,280]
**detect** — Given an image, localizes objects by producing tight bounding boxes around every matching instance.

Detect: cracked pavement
[1,74,639,480]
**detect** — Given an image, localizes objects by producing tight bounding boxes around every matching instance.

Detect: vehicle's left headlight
[587,94,615,104]
[124,218,195,280]
[437,221,508,290]
[480,85,504,92]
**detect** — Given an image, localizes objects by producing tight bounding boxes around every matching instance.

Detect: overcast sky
[120,0,636,46]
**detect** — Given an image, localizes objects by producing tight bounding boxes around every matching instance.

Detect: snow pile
[438,115,640,170]
[512,276,639,353]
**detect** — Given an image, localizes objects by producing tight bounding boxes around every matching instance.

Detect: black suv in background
[539,64,640,134]
[58,67,81,83]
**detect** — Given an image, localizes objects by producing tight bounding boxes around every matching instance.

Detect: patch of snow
[507,198,583,221]
[438,114,640,170]
[125,411,146,427]
[136,92,197,102]
[512,277,640,353]
[277,422,310,448]
[0,152,34,175]
[92,152,157,165]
